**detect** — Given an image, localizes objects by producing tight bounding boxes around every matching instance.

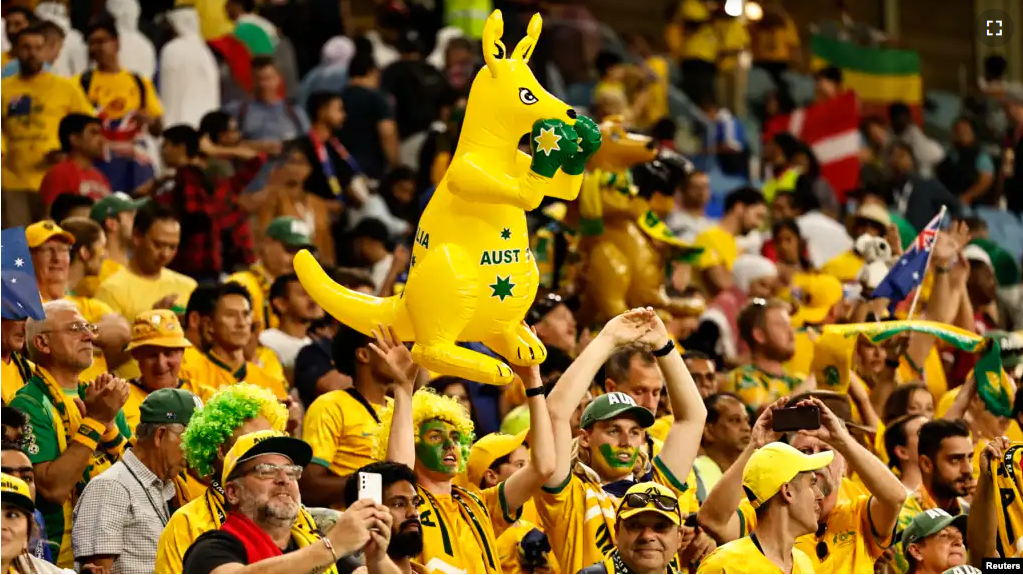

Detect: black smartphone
[772,405,821,432]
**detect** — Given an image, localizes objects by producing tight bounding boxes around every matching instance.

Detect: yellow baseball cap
[465,429,529,488]
[742,442,833,509]
[222,430,312,485]
[791,274,843,326]
[125,309,193,352]
[616,482,681,526]
[1,472,34,514]
[25,220,74,249]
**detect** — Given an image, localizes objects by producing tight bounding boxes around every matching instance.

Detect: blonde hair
[374,388,475,473]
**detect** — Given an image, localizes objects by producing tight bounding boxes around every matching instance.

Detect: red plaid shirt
[154,158,261,278]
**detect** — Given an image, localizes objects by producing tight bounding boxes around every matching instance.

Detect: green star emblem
[501,228,511,240]
[489,275,516,302]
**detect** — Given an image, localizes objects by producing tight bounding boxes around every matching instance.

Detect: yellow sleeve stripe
[653,455,688,493]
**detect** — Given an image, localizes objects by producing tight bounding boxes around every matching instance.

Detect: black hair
[888,102,912,121]
[49,193,95,225]
[342,461,416,508]
[651,117,678,142]
[884,414,925,472]
[881,382,930,423]
[331,267,376,292]
[85,14,118,41]
[595,51,623,78]
[331,324,372,379]
[268,273,299,316]
[15,21,49,44]
[199,111,233,144]
[58,113,101,153]
[227,0,257,12]
[917,419,971,466]
[5,7,36,25]
[815,65,842,85]
[771,217,813,270]
[0,439,24,453]
[705,392,743,424]
[216,281,253,312]
[984,55,1008,81]
[723,186,765,214]
[963,216,989,234]
[185,283,221,327]
[1,406,27,433]
[134,202,178,237]
[250,54,276,72]
[348,51,377,78]
[771,132,802,161]
[351,218,393,249]
[682,350,711,362]
[163,125,201,158]
[1014,385,1023,421]
[306,91,342,123]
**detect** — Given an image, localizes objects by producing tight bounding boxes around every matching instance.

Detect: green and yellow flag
[810,35,923,122]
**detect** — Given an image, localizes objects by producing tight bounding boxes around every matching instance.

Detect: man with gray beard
[182,430,401,574]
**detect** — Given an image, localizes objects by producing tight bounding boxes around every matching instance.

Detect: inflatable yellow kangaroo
[294,10,602,386]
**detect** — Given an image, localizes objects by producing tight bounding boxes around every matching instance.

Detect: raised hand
[529,119,577,178]
[600,307,657,347]
[795,398,851,449]
[637,311,671,348]
[84,373,128,424]
[932,220,970,267]
[362,506,395,564]
[369,324,418,393]
[326,499,378,556]
[749,397,786,449]
[979,436,1012,478]
[561,115,602,175]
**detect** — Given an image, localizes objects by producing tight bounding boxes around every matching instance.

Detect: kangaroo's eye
[519,88,538,105]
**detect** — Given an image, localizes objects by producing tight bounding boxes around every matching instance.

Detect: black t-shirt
[338,85,393,180]
[380,60,451,139]
[291,135,357,201]
[182,530,298,573]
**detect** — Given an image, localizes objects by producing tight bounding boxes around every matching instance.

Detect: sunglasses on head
[623,492,679,513]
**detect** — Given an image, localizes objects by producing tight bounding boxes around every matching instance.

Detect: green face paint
[598,443,638,470]
[415,419,461,474]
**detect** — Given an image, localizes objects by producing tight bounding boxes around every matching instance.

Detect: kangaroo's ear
[510,13,542,63]
[482,10,507,78]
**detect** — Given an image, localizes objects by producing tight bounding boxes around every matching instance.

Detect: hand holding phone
[771,405,821,433]
[358,471,383,506]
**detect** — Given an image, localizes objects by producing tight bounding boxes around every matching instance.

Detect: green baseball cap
[580,392,655,430]
[265,217,314,249]
[89,192,150,222]
[139,388,203,426]
[901,509,968,551]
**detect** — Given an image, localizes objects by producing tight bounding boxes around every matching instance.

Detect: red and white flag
[765,92,862,203]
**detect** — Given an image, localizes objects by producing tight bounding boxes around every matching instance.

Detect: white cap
[962,244,993,269]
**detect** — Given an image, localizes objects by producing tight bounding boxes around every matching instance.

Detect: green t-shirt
[9,374,131,566]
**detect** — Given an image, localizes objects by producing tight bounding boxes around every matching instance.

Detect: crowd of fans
[1,0,1023,574]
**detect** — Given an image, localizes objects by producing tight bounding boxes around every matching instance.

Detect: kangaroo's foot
[483,322,548,367]
[411,342,515,386]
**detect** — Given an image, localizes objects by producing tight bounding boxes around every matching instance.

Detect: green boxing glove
[529,119,576,179]
[561,115,602,176]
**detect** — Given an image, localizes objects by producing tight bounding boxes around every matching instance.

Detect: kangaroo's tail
[293,250,400,336]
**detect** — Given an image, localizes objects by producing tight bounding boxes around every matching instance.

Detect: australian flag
[1,227,45,320]
[873,209,947,313]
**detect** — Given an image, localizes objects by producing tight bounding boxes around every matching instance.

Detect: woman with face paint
[537,307,708,573]
[372,324,556,574]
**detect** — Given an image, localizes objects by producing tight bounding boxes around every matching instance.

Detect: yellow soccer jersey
[179,347,287,401]
[1,71,93,190]
[74,259,123,299]
[416,484,509,574]
[254,345,286,384]
[537,455,691,574]
[739,494,891,574]
[698,535,815,574]
[693,226,738,271]
[724,364,803,412]
[303,389,390,503]
[93,266,197,326]
[1,354,33,404]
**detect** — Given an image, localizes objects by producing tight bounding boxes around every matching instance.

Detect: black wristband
[652,340,676,357]
[525,386,545,398]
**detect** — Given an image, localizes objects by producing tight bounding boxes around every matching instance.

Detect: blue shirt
[1,60,53,79]
[223,99,310,143]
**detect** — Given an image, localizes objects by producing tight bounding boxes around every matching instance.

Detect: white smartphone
[358,471,383,505]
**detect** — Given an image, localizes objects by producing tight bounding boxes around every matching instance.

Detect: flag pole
[904,205,947,321]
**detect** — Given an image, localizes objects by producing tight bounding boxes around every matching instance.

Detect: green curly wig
[373,387,475,473]
[181,383,288,478]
